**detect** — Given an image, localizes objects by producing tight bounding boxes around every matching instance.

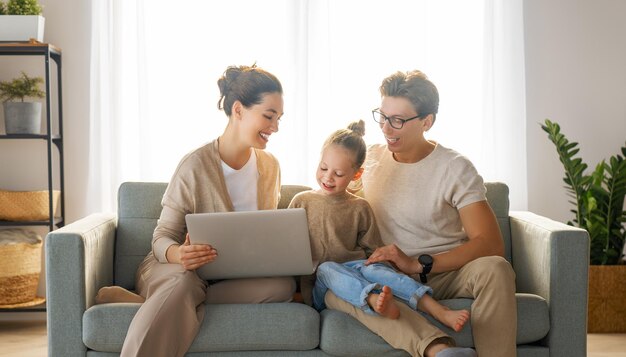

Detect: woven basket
[588,265,626,332]
[0,189,60,221]
[0,229,42,306]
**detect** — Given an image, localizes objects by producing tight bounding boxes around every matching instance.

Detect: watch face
[419,254,433,265]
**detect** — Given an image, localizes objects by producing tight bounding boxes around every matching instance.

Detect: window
[90,0,527,211]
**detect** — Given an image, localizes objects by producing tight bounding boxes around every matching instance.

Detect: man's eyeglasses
[372,109,424,129]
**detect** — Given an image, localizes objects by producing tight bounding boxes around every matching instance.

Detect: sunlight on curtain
[89,0,146,212]
[89,0,527,213]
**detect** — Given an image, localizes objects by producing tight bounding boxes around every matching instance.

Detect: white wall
[42,0,93,223]
[524,0,626,223]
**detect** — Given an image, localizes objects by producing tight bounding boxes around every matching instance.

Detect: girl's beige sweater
[288,190,383,305]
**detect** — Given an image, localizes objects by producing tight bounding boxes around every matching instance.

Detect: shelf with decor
[0,42,64,231]
[0,42,64,312]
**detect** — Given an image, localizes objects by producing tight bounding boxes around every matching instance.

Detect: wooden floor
[0,319,625,356]
[0,320,47,357]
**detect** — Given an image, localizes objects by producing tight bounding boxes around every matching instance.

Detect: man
[325,70,516,357]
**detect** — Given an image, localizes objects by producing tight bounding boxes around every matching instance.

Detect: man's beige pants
[325,256,517,357]
[120,254,296,357]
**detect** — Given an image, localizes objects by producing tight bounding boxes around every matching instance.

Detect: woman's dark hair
[322,120,367,169]
[379,70,439,124]
[217,64,283,116]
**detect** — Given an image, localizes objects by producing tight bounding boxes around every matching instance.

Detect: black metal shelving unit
[0,43,64,312]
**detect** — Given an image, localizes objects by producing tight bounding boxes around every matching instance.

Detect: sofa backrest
[114,182,313,289]
[115,182,168,288]
[114,181,511,289]
[484,182,512,262]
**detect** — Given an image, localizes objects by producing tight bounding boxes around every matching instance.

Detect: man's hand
[175,234,218,270]
[366,244,421,275]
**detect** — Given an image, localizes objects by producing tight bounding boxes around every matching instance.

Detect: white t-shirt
[361,143,486,257]
[221,150,259,211]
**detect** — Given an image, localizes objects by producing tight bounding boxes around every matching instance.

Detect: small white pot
[0,15,45,42]
[3,102,42,135]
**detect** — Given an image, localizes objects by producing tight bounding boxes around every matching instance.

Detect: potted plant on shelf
[0,71,45,135]
[0,0,45,42]
[541,118,626,333]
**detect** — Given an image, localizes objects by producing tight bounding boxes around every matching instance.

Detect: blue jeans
[312,260,433,315]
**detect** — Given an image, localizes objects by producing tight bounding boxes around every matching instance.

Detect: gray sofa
[46,182,589,357]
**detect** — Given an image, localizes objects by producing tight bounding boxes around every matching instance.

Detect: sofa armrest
[509,211,589,357]
[46,213,117,357]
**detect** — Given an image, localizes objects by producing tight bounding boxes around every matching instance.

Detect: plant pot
[3,102,42,135]
[588,265,626,332]
[0,15,45,42]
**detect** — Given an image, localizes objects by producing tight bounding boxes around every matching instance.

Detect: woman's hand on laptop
[168,234,218,270]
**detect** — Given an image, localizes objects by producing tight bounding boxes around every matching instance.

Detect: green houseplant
[0,71,44,102]
[4,0,42,15]
[0,71,45,134]
[542,118,626,333]
[541,119,626,265]
[0,0,44,42]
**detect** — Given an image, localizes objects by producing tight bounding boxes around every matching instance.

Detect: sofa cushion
[319,309,411,357]
[424,295,548,346]
[87,351,331,357]
[513,293,551,344]
[83,303,320,353]
[320,293,549,355]
[419,294,549,346]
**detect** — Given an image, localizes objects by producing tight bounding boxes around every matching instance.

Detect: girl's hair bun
[347,119,366,137]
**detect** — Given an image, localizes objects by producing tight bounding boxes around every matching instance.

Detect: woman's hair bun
[216,63,282,116]
[218,66,245,98]
[347,119,366,137]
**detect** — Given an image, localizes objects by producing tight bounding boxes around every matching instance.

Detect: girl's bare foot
[436,308,470,332]
[418,294,470,332]
[367,286,400,319]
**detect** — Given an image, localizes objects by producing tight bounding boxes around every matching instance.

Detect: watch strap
[418,254,433,284]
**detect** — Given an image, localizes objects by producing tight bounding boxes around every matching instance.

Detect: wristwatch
[418,254,434,283]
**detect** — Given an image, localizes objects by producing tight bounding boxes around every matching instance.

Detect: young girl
[289,120,470,332]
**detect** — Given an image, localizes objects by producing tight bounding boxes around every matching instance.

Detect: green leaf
[0,71,45,102]
[540,119,626,265]
[6,0,43,15]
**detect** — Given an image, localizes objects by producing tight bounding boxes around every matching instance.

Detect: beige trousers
[325,256,517,357]
[120,254,296,357]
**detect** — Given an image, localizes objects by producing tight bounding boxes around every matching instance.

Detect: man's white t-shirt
[361,143,486,258]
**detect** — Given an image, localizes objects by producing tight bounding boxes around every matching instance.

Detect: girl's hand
[366,244,420,275]
[178,233,218,271]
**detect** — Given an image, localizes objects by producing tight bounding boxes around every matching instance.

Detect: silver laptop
[185,208,314,280]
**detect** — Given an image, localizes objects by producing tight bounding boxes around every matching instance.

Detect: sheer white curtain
[89,0,527,213]
[89,0,149,212]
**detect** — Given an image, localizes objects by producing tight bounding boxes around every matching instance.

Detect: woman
[120,64,296,357]
[324,70,516,357]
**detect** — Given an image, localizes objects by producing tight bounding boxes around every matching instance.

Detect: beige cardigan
[151,138,281,262]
